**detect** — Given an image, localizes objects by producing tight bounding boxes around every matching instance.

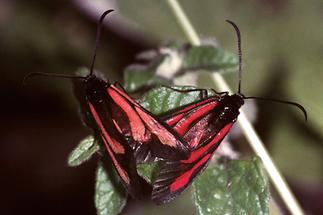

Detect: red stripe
[100,135,130,184]
[173,98,216,115]
[107,87,150,142]
[110,84,137,105]
[165,98,217,126]
[169,154,211,192]
[110,85,182,148]
[135,106,178,148]
[174,101,218,135]
[89,103,125,154]
[182,123,233,164]
[112,119,123,134]
[88,103,130,184]
[165,113,186,126]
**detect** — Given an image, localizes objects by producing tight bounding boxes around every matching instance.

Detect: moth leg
[159,85,209,100]
[209,89,228,97]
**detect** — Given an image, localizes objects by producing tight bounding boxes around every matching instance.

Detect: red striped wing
[88,102,143,198]
[161,97,220,148]
[152,123,233,204]
[87,82,197,198]
[152,96,235,204]
[161,97,219,127]
[107,84,190,162]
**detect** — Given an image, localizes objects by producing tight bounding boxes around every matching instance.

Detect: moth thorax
[218,94,244,122]
[85,76,108,104]
[223,94,244,109]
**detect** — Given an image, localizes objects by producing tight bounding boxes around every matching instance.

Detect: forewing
[152,123,233,204]
[161,97,220,148]
[160,97,219,127]
[107,85,190,161]
[88,102,143,198]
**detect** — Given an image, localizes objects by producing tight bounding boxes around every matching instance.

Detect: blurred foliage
[271,116,323,183]
[182,45,238,72]
[124,53,169,92]
[124,43,237,92]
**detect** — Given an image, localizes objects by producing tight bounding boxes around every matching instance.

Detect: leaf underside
[95,163,127,215]
[67,135,99,167]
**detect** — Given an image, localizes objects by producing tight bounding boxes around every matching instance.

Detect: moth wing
[88,102,143,198]
[152,123,233,204]
[108,85,190,161]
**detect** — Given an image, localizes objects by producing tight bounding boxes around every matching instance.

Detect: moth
[24,10,190,198]
[151,20,307,204]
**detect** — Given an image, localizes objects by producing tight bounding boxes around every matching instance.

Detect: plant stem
[165,0,304,214]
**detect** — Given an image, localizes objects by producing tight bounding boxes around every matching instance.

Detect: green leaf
[67,135,99,167]
[193,157,269,215]
[137,163,159,184]
[140,86,215,115]
[182,45,238,72]
[123,44,238,93]
[95,163,127,215]
[123,55,169,92]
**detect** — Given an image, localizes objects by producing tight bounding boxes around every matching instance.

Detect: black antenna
[226,20,242,94]
[22,72,84,86]
[89,9,114,76]
[224,20,307,122]
[23,10,114,86]
[244,96,307,121]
